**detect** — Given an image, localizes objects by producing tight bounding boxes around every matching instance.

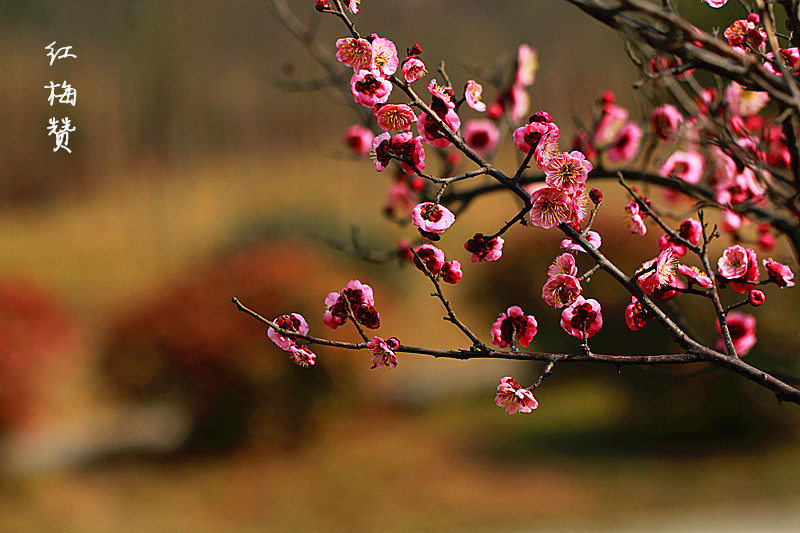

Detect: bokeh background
[1,0,800,531]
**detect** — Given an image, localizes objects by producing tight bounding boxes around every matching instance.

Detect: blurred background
[1,0,800,531]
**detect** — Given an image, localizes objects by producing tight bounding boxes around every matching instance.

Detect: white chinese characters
[46,42,77,153]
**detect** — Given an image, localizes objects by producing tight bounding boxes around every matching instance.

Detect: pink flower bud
[748,290,765,306]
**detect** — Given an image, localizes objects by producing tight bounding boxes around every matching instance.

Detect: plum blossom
[495,376,538,414]
[725,82,770,116]
[344,124,374,156]
[542,274,582,308]
[638,249,679,296]
[413,244,446,275]
[544,151,592,194]
[464,233,504,262]
[703,1,728,8]
[351,70,392,107]
[417,108,461,148]
[374,104,417,131]
[763,258,796,287]
[368,336,400,368]
[560,296,603,339]
[529,187,571,229]
[371,132,425,173]
[561,230,601,252]
[548,253,578,277]
[718,245,750,279]
[624,200,647,236]
[678,264,713,288]
[268,313,310,351]
[289,344,316,367]
[764,47,800,76]
[491,306,538,348]
[384,181,417,218]
[650,104,683,140]
[659,151,705,184]
[625,297,654,331]
[594,94,628,147]
[463,119,500,157]
[336,38,373,71]
[730,247,759,293]
[402,56,426,83]
[324,279,380,330]
[369,35,399,78]
[717,312,757,355]
[412,202,455,234]
[657,218,702,258]
[513,113,559,153]
[441,261,463,284]
[606,122,642,164]
[514,44,539,87]
[343,0,360,13]
[464,80,486,112]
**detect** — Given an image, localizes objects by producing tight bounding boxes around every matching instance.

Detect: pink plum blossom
[324,280,380,330]
[717,312,757,355]
[725,82,770,116]
[464,80,486,112]
[495,376,538,414]
[624,200,647,236]
[678,264,713,288]
[384,181,417,218]
[343,0,360,13]
[371,132,425,173]
[560,296,603,339]
[703,0,728,7]
[411,202,455,234]
[441,261,463,284]
[764,47,800,76]
[464,233,504,262]
[413,244,445,275]
[718,245,750,279]
[594,99,628,147]
[289,344,316,367]
[544,151,592,194]
[374,104,417,132]
[650,104,683,140]
[730,247,759,293]
[625,297,653,331]
[463,119,500,157]
[402,56,426,83]
[548,253,578,277]
[513,114,559,154]
[514,44,539,87]
[368,336,399,368]
[344,124,374,156]
[657,218,702,258]
[336,37,373,71]
[561,230,601,252]
[529,187,571,229]
[606,122,642,164]
[417,108,461,148]
[763,258,796,287]
[491,306,538,348]
[542,274,583,308]
[351,70,391,107]
[660,151,705,184]
[369,35,399,78]
[268,313,310,351]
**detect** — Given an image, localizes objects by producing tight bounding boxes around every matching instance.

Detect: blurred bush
[99,238,372,453]
[0,279,76,434]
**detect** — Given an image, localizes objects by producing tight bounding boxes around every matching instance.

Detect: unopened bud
[589,187,603,205]
[315,0,330,12]
[748,289,765,306]
[409,43,423,56]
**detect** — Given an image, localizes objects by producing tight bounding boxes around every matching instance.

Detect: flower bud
[746,13,760,24]
[409,43,423,56]
[748,289,765,306]
[315,0,330,11]
[589,187,603,205]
